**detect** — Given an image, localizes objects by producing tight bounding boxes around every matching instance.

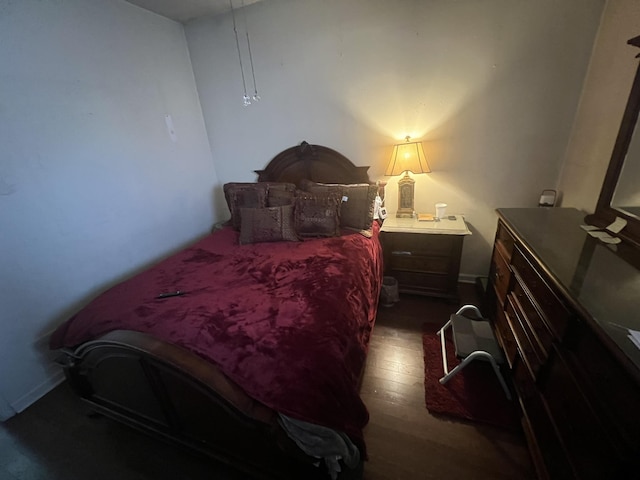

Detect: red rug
[422,322,520,431]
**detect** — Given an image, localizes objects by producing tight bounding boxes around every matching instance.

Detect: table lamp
[385,136,431,218]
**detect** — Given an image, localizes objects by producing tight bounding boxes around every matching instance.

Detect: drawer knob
[391,251,413,256]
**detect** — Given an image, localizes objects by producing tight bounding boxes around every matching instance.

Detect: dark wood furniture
[380,216,470,301]
[256,141,386,198]
[255,141,371,186]
[53,142,378,480]
[487,208,640,479]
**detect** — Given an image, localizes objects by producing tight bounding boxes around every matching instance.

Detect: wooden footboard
[56,330,362,480]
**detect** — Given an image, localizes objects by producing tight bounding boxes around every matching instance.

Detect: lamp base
[396,211,414,218]
[396,172,416,218]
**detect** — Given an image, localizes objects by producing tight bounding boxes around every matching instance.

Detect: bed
[50,142,384,480]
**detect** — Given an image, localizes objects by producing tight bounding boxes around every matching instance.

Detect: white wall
[0,0,217,418]
[557,0,640,212]
[185,0,604,277]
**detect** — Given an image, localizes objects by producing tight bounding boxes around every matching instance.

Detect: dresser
[487,208,640,479]
[380,215,471,301]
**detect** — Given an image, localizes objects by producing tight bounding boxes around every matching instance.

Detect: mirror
[586,35,640,247]
[611,125,640,219]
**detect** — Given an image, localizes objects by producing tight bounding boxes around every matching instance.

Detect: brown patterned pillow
[294,192,342,238]
[239,205,299,245]
[265,182,297,207]
[300,180,377,237]
[223,183,269,230]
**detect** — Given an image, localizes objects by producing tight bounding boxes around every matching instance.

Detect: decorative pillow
[223,183,269,230]
[294,192,342,238]
[300,180,377,237]
[239,205,299,245]
[265,182,297,207]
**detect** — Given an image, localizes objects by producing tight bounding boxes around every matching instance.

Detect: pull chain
[246,30,260,101]
[241,0,260,102]
[229,0,250,106]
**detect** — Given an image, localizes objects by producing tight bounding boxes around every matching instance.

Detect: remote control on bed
[156,291,185,299]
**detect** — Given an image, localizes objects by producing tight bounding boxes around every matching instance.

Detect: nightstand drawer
[392,270,454,293]
[384,232,454,256]
[388,254,450,275]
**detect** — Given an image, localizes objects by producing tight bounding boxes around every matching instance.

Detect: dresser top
[381,215,471,235]
[497,208,640,373]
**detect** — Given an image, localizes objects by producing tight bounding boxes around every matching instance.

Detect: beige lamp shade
[385,136,431,176]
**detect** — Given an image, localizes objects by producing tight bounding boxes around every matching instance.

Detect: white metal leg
[439,350,512,400]
[437,319,453,376]
[455,304,483,318]
[437,306,512,401]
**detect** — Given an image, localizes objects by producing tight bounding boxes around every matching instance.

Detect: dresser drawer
[540,349,619,478]
[506,296,544,379]
[495,221,515,261]
[520,388,574,480]
[493,304,517,368]
[490,246,511,305]
[511,280,553,360]
[563,321,640,458]
[513,356,536,400]
[511,248,570,340]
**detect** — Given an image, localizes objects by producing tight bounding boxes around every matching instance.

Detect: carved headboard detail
[255,141,372,186]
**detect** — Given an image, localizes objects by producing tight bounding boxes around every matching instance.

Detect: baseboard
[9,370,65,416]
[458,273,478,284]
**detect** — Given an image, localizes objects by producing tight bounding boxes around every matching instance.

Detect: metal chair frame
[437,304,512,400]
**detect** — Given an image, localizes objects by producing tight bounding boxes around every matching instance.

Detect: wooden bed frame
[55,142,378,480]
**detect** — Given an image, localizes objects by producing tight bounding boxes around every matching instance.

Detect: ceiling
[125,0,263,24]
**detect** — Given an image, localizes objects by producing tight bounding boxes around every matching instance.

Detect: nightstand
[380,215,471,301]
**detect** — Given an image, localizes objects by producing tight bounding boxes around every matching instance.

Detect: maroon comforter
[51,223,383,443]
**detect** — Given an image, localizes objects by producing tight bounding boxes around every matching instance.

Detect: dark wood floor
[362,285,533,479]
[1,284,533,480]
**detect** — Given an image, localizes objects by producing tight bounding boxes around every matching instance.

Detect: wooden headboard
[255,141,372,186]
